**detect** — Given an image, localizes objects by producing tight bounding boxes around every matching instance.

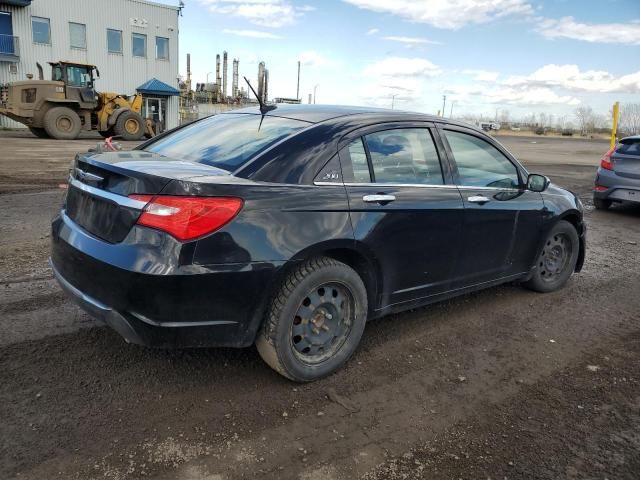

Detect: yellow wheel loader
[0,61,154,140]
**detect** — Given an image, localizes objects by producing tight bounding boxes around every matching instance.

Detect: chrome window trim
[314,181,522,192]
[69,177,148,209]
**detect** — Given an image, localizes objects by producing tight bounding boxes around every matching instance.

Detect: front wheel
[256,257,368,382]
[113,110,144,141]
[524,220,579,293]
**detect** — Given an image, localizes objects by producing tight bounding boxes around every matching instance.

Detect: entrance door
[143,97,167,133]
[0,11,14,55]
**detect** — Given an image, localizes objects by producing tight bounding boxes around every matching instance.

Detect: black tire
[113,110,144,141]
[524,220,579,293]
[593,196,611,210]
[43,106,82,140]
[28,127,49,138]
[98,128,114,138]
[256,257,368,382]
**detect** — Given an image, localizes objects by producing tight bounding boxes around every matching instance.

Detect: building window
[132,33,146,57]
[32,16,50,44]
[156,36,169,60]
[107,29,122,54]
[69,22,86,49]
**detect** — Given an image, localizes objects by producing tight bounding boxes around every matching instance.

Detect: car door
[338,123,464,308]
[438,126,545,287]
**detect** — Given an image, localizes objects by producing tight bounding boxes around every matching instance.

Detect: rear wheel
[593,196,611,210]
[28,127,49,139]
[256,257,368,382]
[524,220,579,293]
[43,106,82,140]
[113,110,144,141]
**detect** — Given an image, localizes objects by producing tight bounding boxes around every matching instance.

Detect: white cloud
[366,28,379,35]
[363,57,442,77]
[199,0,311,28]
[222,29,282,39]
[503,64,640,94]
[298,51,331,67]
[445,85,580,106]
[462,69,500,81]
[383,36,441,45]
[343,0,534,30]
[536,16,640,45]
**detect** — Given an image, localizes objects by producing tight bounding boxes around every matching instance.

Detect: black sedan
[51,105,586,381]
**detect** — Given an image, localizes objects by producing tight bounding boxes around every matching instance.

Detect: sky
[157,0,639,121]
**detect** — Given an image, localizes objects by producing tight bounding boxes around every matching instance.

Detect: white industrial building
[0,0,181,129]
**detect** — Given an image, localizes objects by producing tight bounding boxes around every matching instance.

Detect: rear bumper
[51,213,284,348]
[594,168,640,203]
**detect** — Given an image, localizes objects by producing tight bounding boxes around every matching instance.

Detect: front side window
[364,128,444,184]
[156,36,169,60]
[444,130,519,189]
[32,16,50,44]
[65,66,92,87]
[107,29,122,54]
[144,113,308,171]
[69,22,86,49]
[132,33,146,57]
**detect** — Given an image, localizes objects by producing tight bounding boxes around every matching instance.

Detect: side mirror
[95,68,100,78]
[527,173,550,192]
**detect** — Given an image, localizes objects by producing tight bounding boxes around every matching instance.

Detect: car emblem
[75,168,104,185]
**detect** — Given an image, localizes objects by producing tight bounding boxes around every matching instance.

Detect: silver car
[593,135,640,209]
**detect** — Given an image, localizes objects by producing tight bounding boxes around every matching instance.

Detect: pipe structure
[222,51,228,99]
[215,54,221,102]
[263,69,269,103]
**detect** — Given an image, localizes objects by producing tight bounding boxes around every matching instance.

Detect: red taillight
[600,148,614,170]
[129,195,243,241]
[594,185,608,192]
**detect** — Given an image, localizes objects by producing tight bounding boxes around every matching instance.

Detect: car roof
[620,135,640,143]
[222,104,477,129]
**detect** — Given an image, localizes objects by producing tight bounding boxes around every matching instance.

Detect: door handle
[467,195,490,204]
[363,194,396,204]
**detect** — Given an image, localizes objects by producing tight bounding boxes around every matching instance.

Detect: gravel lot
[1,131,639,480]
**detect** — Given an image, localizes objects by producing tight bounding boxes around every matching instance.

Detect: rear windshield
[143,113,309,171]
[616,140,640,155]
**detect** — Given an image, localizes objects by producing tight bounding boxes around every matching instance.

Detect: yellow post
[610,101,620,150]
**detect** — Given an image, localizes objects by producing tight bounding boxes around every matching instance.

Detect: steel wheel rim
[290,282,355,365]
[57,116,72,132]
[125,118,139,134]
[539,233,572,282]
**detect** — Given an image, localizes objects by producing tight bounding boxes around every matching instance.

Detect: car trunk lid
[65,151,233,243]
[613,140,640,179]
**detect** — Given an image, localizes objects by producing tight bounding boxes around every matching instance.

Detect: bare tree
[574,106,594,135]
[619,103,640,136]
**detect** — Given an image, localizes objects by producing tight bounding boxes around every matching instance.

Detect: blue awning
[136,78,180,97]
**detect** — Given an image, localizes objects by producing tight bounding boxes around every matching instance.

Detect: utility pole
[296,61,301,101]
[391,93,398,110]
[450,100,456,118]
[441,95,446,117]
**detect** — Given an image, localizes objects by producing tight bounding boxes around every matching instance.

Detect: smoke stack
[232,58,239,98]
[215,54,221,102]
[186,53,192,93]
[296,61,300,101]
[263,69,269,103]
[257,61,265,102]
[222,51,228,100]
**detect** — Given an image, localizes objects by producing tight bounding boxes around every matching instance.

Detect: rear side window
[365,129,443,184]
[616,140,640,155]
[444,130,519,189]
[347,138,371,182]
[144,114,308,171]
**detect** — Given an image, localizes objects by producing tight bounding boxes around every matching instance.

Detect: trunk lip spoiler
[69,177,148,210]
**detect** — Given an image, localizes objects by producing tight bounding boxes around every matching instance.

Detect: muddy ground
[0,131,639,480]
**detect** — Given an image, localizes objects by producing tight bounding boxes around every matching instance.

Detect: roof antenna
[243,76,276,115]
